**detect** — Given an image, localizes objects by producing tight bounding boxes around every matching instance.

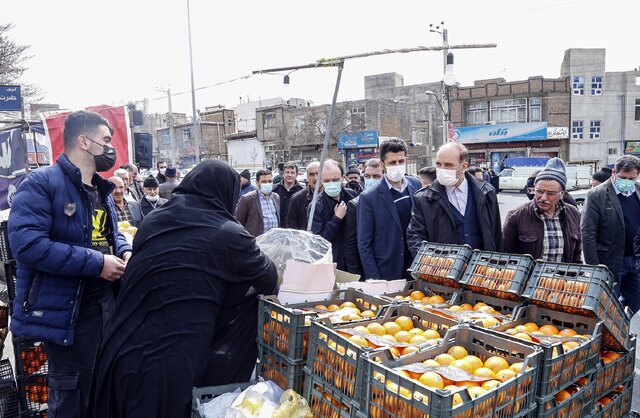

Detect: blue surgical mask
[260,183,273,194]
[364,178,381,190]
[615,177,636,193]
[324,181,342,197]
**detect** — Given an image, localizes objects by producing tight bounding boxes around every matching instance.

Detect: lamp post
[186,0,199,164]
[425,52,457,146]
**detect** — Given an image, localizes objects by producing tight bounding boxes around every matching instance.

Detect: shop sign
[337,130,379,149]
[454,122,548,144]
[624,141,640,154]
[547,127,569,139]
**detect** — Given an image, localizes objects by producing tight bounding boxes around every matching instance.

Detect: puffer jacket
[8,154,131,346]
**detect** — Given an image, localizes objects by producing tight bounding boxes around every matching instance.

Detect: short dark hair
[277,162,285,171]
[614,155,640,173]
[283,161,298,173]
[417,166,436,182]
[156,160,166,168]
[379,139,408,161]
[255,169,272,183]
[365,158,382,169]
[120,163,136,172]
[63,111,113,150]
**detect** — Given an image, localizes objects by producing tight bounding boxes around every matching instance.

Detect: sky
[3,0,639,116]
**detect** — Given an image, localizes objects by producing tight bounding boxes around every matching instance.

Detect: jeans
[617,255,640,316]
[44,282,114,418]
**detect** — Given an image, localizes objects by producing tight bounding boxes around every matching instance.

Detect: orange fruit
[495,369,516,382]
[599,396,613,406]
[555,390,571,402]
[481,317,500,328]
[447,346,469,360]
[327,304,341,311]
[514,325,528,333]
[352,325,370,335]
[514,333,533,341]
[467,386,487,399]
[408,328,424,337]
[423,329,441,340]
[464,355,484,371]
[383,322,402,336]
[423,359,440,367]
[430,295,446,304]
[410,290,426,300]
[348,335,369,347]
[366,323,386,336]
[450,359,474,374]
[459,303,474,311]
[457,381,480,388]
[314,305,328,311]
[577,377,589,387]
[388,346,401,358]
[452,392,463,407]
[509,362,526,374]
[558,328,577,337]
[539,325,560,336]
[562,342,579,351]
[395,316,414,332]
[523,322,539,332]
[361,310,376,318]
[419,371,444,389]
[394,331,411,343]
[434,353,456,366]
[484,356,510,373]
[340,301,357,309]
[402,346,420,356]
[473,367,496,378]
[603,351,622,361]
[444,384,462,392]
[409,335,428,345]
[448,305,464,312]
[482,380,501,391]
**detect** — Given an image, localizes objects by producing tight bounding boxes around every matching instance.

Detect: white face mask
[159,168,166,175]
[385,165,406,183]
[436,167,461,187]
[145,194,160,203]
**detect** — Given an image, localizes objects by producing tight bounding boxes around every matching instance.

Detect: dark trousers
[618,256,640,316]
[44,283,113,418]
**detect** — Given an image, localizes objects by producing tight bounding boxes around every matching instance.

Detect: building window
[182,128,191,142]
[529,97,542,122]
[351,106,365,128]
[591,76,603,95]
[161,132,171,145]
[572,120,583,139]
[572,76,585,95]
[226,115,234,127]
[589,120,601,139]
[608,148,618,155]
[411,128,426,144]
[292,115,305,133]
[635,98,640,121]
[264,111,276,129]
[490,98,527,124]
[466,101,488,125]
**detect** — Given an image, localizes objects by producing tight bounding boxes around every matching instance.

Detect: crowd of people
[5,110,640,417]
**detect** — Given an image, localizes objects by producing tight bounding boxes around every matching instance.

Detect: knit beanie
[143,176,160,188]
[535,158,567,189]
[240,169,251,180]
[592,167,612,183]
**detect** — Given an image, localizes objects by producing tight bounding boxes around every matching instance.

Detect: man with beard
[140,176,168,217]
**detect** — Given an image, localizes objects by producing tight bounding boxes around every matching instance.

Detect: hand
[334,201,347,219]
[122,251,132,267]
[100,254,126,281]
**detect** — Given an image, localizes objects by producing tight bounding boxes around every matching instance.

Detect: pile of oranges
[20,344,47,376]
[531,276,589,308]
[390,290,446,308]
[466,265,517,292]
[312,301,378,323]
[24,376,47,404]
[545,376,590,410]
[595,382,625,408]
[414,256,456,284]
[501,323,590,357]
[441,301,509,328]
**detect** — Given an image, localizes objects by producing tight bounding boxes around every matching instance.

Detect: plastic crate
[535,374,595,418]
[4,262,17,303]
[12,339,48,416]
[480,304,602,398]
[14,341,47,378]
[379,280,459,306]
[0,221,13,263]
[594,335,637,400]
[408,242,473,288]
[0,359,19,418]
[258,289,389,362]
[257,343,305,393]
[591,376,634,418]
[460,251,535,301]
[361,324,541,418]
[15,375,47,415]
[306,304,459,413]
[305,375,359,418]
[432,290,524,327]
[191,380,255,418]
[522,262,631,351]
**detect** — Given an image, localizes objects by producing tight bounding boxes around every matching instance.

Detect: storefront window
[490,99,527,124]
[466,101,488,125]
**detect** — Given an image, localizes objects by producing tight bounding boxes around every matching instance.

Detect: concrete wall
[227,136,263,169]
[234,97,285,133]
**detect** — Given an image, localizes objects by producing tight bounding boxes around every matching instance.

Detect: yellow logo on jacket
[91,209,110,253]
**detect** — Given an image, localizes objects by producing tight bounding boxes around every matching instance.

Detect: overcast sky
[4,0,639,116]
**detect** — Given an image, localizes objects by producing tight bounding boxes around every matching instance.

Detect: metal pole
[441,29,449,144]
[167,88,174,164]
[620,94,626,157]
[306,62,344,232]
[186,0,199,164]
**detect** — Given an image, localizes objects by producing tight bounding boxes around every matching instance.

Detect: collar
[385,176,407,193]
[258,191,272,200]
[534,199,564,220]
[612,178,636,197]
[57,154,114,197]
[445,176,468,195]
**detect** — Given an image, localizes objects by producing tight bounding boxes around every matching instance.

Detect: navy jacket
[8,154,131,345]
[407,173,502,256]
[357,176,421,280]
[311,188,357,271]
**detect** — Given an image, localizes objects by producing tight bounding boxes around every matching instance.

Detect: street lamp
[426,52,457,145]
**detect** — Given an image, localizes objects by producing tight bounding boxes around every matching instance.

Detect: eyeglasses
[534,189,562,197]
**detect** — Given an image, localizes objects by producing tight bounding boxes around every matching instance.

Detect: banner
[0,85,22,112]
[454,122,548,144]
[42,105,132,178]
[0,127,27,210]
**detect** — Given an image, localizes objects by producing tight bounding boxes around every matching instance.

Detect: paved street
[2,190,638,411]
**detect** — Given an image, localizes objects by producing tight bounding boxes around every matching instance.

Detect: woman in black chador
[91,160,277,418]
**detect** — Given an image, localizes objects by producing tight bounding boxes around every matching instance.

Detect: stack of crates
[360,324,541,417]
[257,288,388,394]
[521,262,635,417]
[304,304,458,417]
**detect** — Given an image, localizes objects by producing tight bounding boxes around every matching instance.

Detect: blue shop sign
[454,122,548,144]
[337,130,379,149]
[0,85,22,111]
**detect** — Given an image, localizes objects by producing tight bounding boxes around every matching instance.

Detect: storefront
[453,122,568,172]
[624,140,640,157]
[337,130,379,168]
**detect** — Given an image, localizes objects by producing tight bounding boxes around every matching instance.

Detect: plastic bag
[224,381,284,418]
[256,229,332,279]
[271,390,313,418]
[200,389,242,418]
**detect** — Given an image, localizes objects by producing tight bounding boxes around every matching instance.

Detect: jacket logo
[64,203,76,216]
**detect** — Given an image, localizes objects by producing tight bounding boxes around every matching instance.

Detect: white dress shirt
[445,177,469,216]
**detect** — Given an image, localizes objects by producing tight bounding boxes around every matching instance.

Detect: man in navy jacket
[8,110,132,418]
[357,139,421,280]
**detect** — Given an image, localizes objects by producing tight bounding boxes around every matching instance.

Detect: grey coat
[581,179,640,277]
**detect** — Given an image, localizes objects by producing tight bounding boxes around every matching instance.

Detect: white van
[499,165,592,192]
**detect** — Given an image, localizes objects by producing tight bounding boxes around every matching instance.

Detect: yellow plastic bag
[271,389,312,418]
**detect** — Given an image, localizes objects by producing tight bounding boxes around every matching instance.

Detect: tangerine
[419,371,444,389]
[447,346,469,360]
[383,322,402,336]
[395,316,414,332]
[539,325,560,336]
[484,356,510,373]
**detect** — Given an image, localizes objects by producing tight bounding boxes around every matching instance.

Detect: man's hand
[334,201,347,219]
[100,254,126,281]
[122,251,132,267]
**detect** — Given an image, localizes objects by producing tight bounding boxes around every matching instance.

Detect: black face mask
[86,136,117,172]
[527,193,535,201]
[347,180,361,190]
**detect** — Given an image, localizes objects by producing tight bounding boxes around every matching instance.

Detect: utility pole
[430,22,450,146]
[186,0,200,164]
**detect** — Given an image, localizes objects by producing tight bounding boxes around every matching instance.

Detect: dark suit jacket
[357,176,421,280]
[236,190,281,237]
[287,187,313,230]
[344,197,362,277]
[581,179,640,277]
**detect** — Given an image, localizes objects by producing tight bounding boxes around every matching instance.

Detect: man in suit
[287,161,320,230]
[581,155,640,314]
[236,169,280,237]
[357,140,421,280]
[407,142,502,255]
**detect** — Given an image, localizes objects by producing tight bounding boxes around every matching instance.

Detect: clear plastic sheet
[256,228,332,279]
